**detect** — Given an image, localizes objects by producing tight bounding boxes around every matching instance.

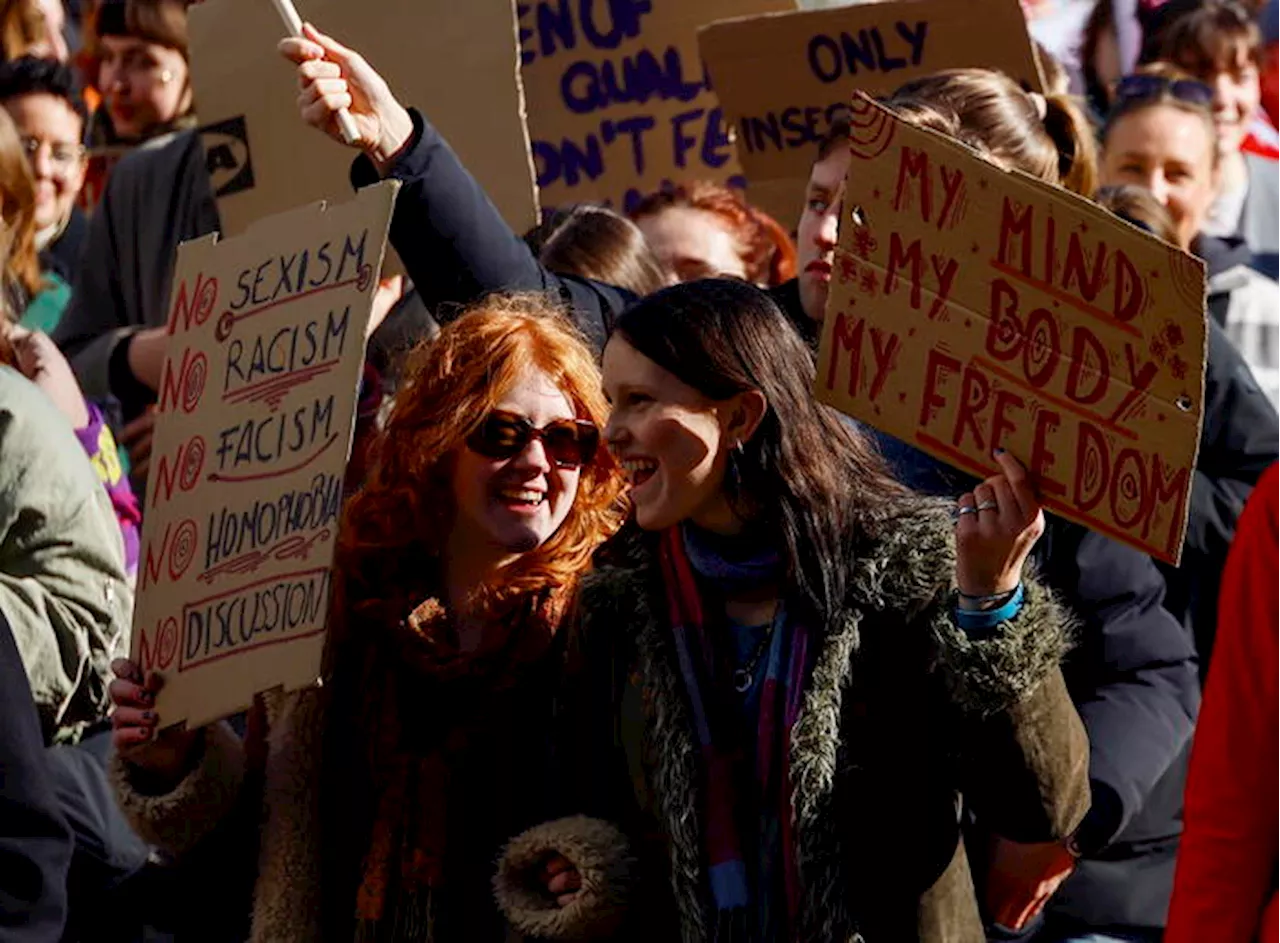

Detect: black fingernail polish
[994,448,1005,456]
[143,711,155,721]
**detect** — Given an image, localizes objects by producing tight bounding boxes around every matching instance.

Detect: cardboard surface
[130,182,398,729]
[815,96,1207,564]
[187,0,536,239]
[521,0,794,216]
[699,0,1044,227]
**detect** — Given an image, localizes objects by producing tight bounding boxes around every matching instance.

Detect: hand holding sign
[279,24,415,175]
[109,658,201,785]
[954,450,1046,601]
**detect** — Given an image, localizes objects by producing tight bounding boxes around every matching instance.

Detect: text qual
[130,182,399,730]
[521,0,793,214]
[814,96,1207,565]
[699,0,1043,226]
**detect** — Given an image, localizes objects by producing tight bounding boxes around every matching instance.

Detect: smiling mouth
[619,458,658,488]
[496,487,546,508]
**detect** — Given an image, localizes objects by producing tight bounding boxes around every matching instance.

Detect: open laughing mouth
[619,457,658,489]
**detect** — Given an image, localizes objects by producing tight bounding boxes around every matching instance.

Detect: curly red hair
[332,294,625,637]
[630,181,797,288]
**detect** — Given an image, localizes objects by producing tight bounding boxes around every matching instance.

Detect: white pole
[269,0,361,146]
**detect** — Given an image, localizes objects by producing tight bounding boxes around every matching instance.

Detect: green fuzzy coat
[545,499,1090,943]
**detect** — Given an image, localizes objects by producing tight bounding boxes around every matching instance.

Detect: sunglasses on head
[466,410,600,469]
[1113,74,1214,108]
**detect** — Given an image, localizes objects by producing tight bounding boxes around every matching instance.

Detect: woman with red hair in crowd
[107,295,628,942]
[630,181,797,288]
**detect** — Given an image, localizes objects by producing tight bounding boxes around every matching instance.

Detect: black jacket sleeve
[1187,319,1278,560]
[1161,319,1279,665]
[350,109,633,353]
[0,612,71,942]
[1040,521,1200,854]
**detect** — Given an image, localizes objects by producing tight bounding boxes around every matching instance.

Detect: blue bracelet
[952,583,1025,635]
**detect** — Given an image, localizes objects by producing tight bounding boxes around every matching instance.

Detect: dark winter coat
[511,500,1090,943]
[0,611,72,941]
[875,441,1201,933]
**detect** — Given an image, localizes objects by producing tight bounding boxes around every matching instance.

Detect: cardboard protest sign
[815,96,1207,564]
[131,181,399,729]
[520,0,794,215]
[187,0,536,239]
[699,0,1044,226]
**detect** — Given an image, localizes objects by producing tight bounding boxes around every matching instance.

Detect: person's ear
[723,389,767,449]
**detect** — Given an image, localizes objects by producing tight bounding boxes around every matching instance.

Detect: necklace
[732,626,773,694]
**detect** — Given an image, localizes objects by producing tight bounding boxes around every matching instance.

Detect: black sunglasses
[466,411,600,469]
[1113,74,1214,108]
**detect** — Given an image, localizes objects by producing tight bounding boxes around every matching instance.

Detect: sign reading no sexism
[131,182,398,729]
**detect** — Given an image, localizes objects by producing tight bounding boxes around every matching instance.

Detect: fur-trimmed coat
[109,660,595,941]
[507,500,1091,943]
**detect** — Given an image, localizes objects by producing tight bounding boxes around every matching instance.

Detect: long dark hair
[613,278,908,624]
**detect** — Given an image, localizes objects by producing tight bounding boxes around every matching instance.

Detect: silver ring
[976,501,999,512]
[956,505,979,516]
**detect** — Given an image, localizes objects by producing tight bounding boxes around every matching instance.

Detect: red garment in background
[1244,115,1280,162]
[1166,464,1279,943]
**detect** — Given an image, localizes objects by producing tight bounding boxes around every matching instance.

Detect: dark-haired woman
[498,279,1089,943]
[88,0,193,147]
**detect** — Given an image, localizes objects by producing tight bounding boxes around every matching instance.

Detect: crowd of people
[0,0,1276,941]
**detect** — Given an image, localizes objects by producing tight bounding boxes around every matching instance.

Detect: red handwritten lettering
[1074,422,1110,514]
[938,165,966,229]
[1024,308,1062,389]
[997,199,1034,274]
[886,233,924,309]
[166,273,218,336]
[1066,329,1110,405]
[825,313,899,401]
[954,366,992,452]
[1145,454,1191,556]
[893,146,966,231]
[920,349,962,427]
[991,390,1026,453]
[893,146,932,221]
[140,522,171,591]
[1030,408,1067,496]
[929,255,959,319]
[993,197,1149,324]
[1108,345,1160,424]
[157,349,208,415]
[151,437,206,509]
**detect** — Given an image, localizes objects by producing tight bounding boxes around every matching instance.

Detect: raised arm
[278,25,632,352]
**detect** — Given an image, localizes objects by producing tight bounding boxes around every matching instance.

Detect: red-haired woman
[629,181,797,287]
[106,295,627,942]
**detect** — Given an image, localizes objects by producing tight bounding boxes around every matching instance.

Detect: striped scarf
[658,526,810,941]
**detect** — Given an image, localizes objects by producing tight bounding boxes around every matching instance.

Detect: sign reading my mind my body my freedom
[131,182,399,730]
[816,97,1207,565]
[699,0,1044,227]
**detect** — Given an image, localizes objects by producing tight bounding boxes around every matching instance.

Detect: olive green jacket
[0,367,132,742]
